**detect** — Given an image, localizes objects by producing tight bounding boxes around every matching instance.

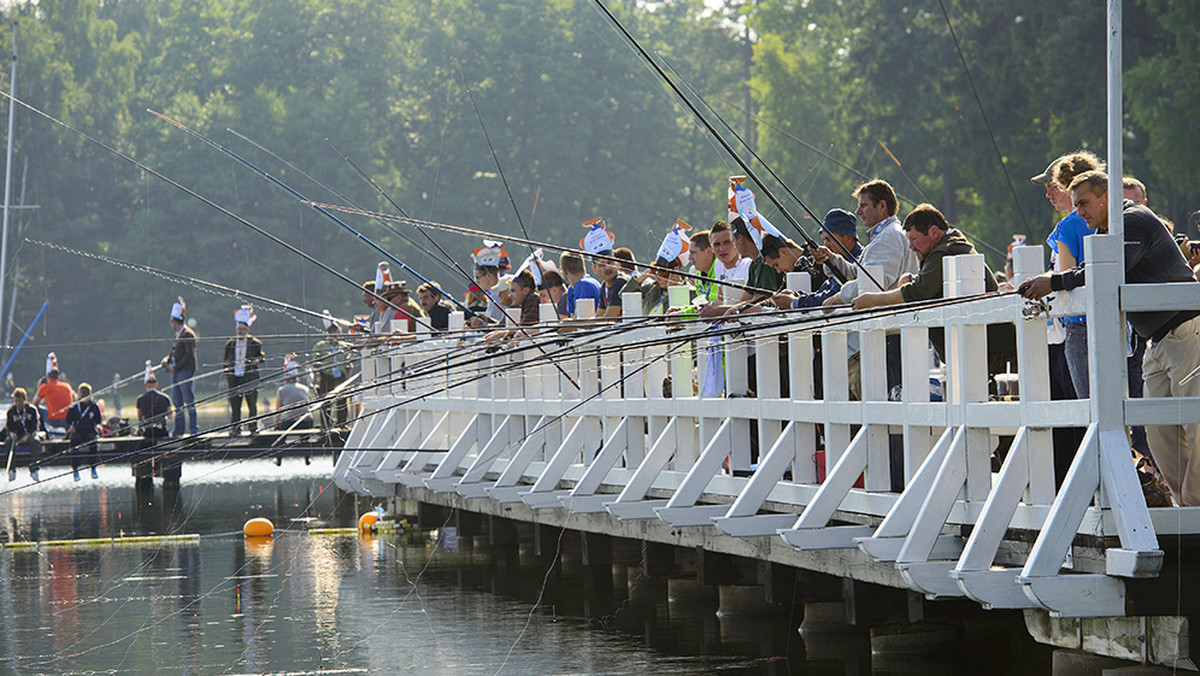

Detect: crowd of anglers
[5,165,1200,510]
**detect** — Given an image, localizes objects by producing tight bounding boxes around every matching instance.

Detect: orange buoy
[357,512,379,531]
[243,517,275,537]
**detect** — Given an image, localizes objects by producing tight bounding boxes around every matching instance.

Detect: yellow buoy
[357,512,379,531]
[243,517,275,537]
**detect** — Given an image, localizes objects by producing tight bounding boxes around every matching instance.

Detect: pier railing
[333,233,1200,618]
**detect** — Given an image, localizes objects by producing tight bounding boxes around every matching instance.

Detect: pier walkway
[333,237,1200,670]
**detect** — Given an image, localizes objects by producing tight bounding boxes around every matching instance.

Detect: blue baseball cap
[822,208,858,237]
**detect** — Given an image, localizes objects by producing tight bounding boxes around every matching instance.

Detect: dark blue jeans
[171,369,198,435]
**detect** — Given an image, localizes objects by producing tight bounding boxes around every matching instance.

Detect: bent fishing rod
[589,0,880,290]
[0,91,410,328]
[148,109,448,334]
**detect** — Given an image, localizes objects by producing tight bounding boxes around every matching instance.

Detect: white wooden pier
[333,236,1200,670]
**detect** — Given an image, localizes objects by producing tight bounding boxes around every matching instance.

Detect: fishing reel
[1021,295,1055,320]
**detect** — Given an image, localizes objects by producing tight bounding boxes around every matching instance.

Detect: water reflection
[0,459,1054,674]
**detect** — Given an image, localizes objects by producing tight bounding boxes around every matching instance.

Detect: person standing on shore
[161,297,199,436]
[223,305,265,435]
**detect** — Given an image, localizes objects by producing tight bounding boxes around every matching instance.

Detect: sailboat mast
[0,20,17,357]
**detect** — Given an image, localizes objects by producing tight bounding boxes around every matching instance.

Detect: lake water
[0,458,1054,674]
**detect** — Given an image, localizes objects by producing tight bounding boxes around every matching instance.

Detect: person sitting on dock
[5,387,41,482]
[32,367,74,439]
[313,311,355,426]
[1019,171,1200,506]
[274,356,314,430]
[65,382,103,481]
[161,297,199,436]
[223,305,265,435]
[136,361,171,440]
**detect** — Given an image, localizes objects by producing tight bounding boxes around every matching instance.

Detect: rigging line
[589,1,877,290]
[225,127,465,284]
[143,110,441,332]
[0,91,400,323]
[653,51,876,288]
[936,0,1030,233]
[303,200,778,298]
[26,238,324,330]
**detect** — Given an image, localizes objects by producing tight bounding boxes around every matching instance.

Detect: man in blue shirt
[559,251,602,318]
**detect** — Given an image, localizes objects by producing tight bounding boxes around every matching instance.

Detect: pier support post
[535,523,563,556]
[455,509,481,538]
[580,532,611,567]
[697,548,750,586]
[642,541,675,578]
[760,562,801,606]
[416,502,446,530]
[488,514,519,545]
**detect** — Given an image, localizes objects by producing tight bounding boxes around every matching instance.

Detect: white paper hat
[655,219,692,265]
[233,304,256,327]
[374,262,392,292]
[473,241,508,268]
[732,181,784,250]
[45,352,58,375]
[284,354,299,378]
[143,360,155,383]
[321,309,335,331]
[515,249,547,286]
[579,217,615,254]
[170,296,187,321]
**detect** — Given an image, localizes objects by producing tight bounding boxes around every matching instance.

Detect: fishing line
[27,238,324,331]
[225,127,466,285]
[146,109,446,333]
[936,0,1030,233]
[0,90,406,331]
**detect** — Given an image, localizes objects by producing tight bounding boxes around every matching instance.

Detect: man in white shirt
[699,220,751,317]
[819,179,918,307]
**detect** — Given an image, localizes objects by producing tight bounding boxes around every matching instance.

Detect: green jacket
[312,336,356,383]
[899,229,998,303]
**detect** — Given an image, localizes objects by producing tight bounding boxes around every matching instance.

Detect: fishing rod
[452,60,563,324]
[147,109,449,333]
[652,52,872,286]
[225,127,468,286]
[27,238,330,330]
[0,91,408,330]
[588,0,884,290]
[302,201,779,298]
[936,0,1030,235]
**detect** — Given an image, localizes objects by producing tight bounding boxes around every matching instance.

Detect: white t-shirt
[714,257,751,303]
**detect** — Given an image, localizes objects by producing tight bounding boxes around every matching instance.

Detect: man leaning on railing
[1019,170,1200,506]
